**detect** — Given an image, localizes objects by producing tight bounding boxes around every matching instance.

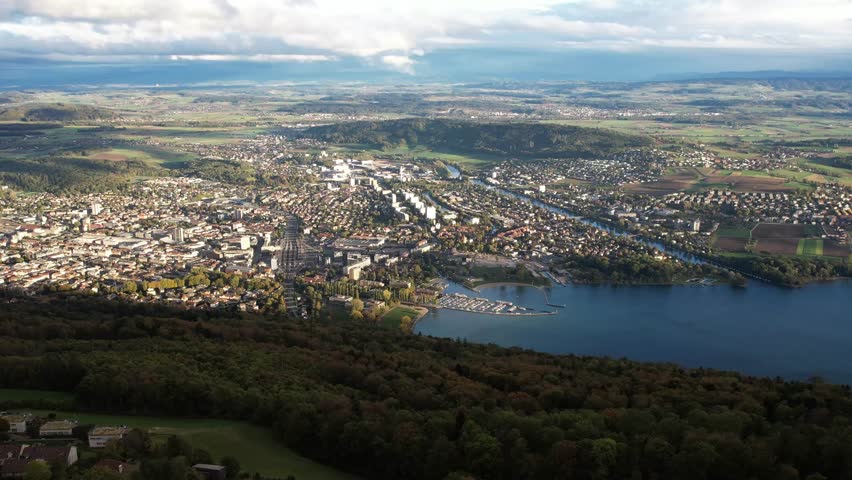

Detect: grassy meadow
[0,390,358,480]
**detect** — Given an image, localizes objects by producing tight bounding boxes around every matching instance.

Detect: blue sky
[1,0,851,84]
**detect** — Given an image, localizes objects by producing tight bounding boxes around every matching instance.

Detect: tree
[123,428,152,457]
[82,468,122,480]
[459,421,502,479]
[0,417,9,441]
[50,461,68,480]
[191,449,213,466]
[350,298,365,320]
[23,461,51,480]
[579,438,618,480]
[165,435,192,459]
[220,456,241,480]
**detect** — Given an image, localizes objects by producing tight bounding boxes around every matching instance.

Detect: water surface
[415,281,852,383]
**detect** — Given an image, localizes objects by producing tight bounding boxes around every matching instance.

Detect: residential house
[0,445,78,479]
[38,420,75,437]
[88,426,129,448]
[193,464,227,480]
[0,415,28,434]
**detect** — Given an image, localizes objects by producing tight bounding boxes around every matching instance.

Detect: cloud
[380,55,417,74]
[168,54,336,62]
[0,0,849,71]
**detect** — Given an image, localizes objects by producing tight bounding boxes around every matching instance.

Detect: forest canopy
[304,118,653,158]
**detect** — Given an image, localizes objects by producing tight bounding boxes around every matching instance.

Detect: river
[469,178,706,264]
[415,280,852,383]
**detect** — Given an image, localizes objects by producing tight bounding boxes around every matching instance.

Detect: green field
[798,238,824,256]
[381,306,422,328]
[0,396,357,480]
[715,226,753,239]
[795,158,852,187]
[80,146,196,168]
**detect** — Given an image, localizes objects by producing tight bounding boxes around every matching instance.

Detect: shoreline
[398,304,431,331]
[471,278,734,289]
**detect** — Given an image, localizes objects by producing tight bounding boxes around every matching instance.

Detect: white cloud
[380,55,417,74]
[168,54,336,62]
[0,0,849,70]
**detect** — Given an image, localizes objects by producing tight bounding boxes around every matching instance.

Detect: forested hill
[0,102,118,122]
[305,118,653,158]
[2,294,852,480]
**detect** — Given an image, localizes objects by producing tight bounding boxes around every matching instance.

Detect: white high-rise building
[172,227,186,243]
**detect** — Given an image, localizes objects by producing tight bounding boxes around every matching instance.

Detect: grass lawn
[381,306,423,329]
[13,407,358,480]
[715,227,753,239]
[799,238,824,256]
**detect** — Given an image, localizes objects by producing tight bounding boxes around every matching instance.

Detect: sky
[1,0,851,85]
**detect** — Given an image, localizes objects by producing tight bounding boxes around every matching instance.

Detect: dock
[438,293,556,316]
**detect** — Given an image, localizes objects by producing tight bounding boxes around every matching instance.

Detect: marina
[438,292,556,316]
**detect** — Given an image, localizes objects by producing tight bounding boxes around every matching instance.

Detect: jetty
[543,290,566,309]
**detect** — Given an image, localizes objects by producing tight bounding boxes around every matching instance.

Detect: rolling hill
[0,102,119,122]
[305,118,653,158]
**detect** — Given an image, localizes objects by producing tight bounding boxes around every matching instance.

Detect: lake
[415,280,852,383]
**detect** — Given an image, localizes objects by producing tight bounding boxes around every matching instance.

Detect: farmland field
[5,404,358,480]
[628,168,813,195]
[755,238,800,255]
[752,223,808,239]
[795,158,852,187]
[712,236,749,252]
[823,242,852,258]
[798,238,824,256]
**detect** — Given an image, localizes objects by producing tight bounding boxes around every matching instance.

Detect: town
[3,117,851,322]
